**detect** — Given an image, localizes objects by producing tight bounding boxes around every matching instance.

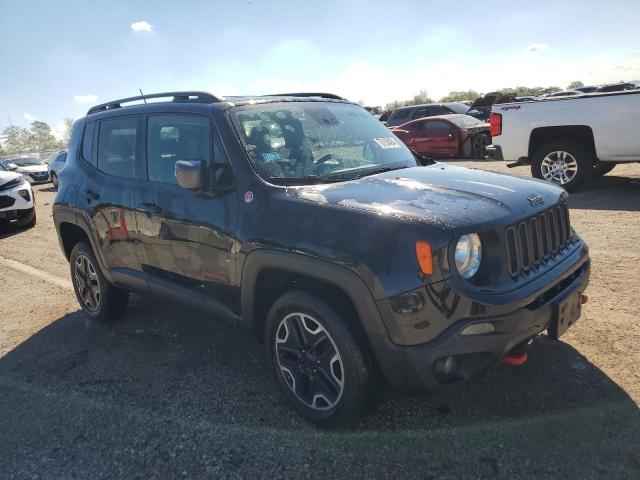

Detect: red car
[389,114,491,159]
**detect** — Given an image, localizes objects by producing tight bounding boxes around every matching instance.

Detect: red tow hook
[503,346,528,366]
[581,294,589,305]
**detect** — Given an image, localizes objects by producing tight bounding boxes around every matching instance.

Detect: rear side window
[147,114,211,184]
[412,108,429,119]
[424,120,453,131]
[82,122,96,166]
[97,117,139,178]
[430,106,451,115]
[58,152,67,163]
[390,109,411,121]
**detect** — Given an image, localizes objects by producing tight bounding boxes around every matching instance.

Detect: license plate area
[548,292,582,340]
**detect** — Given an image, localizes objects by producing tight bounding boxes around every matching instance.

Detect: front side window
[57,152,67,163]
[97,117,139,177]
[424,120,453,131]
[233,102,416,184]
[147,114,211,184]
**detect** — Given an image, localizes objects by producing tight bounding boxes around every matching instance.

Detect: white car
[0,170,36,228]
[0,157,50,184]
[47,150,67,189]
[487,90,640,191]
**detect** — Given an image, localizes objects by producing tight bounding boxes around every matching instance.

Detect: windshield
[445,102,470,114]
[449,115,486,128]
[11,158,43,166]
[232,102,417,184]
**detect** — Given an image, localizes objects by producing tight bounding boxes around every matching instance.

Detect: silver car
[47,150,67,189]
[0,157,50,184]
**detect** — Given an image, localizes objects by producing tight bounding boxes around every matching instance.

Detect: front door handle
[83,189,100,200]
[136,202,162,214]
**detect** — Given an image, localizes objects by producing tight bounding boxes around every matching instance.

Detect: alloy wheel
[541,151,578,185]
[275,312,345,411]
[74,254,101,312]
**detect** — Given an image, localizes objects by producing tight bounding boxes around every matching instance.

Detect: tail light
[490,112,502,137]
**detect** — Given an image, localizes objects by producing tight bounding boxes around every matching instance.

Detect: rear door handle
[83,189,100,200]
[136,202,162,214]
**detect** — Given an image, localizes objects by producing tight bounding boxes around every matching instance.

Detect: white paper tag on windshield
[374,137,401,149]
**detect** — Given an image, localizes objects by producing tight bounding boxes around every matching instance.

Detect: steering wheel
[315,153,334,164]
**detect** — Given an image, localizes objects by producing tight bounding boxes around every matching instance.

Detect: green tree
[29,120,57,151]
[439,90,480,103]
[1,125,31,154]
[567,80,584,90]
[383,89,434,112]
[59,118,75,146]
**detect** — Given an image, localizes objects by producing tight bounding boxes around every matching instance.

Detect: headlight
[455,233,482,279]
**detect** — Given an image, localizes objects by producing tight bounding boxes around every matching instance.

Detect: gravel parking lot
[1,162,639,479]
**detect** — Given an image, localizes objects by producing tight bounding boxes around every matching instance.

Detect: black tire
[531,140,593,192]
[26,209,36,228]
[471,133,490,159]
[69,242,129,322]
[265,291,376,427]
[593,162,616,177]
[51,172,58,189]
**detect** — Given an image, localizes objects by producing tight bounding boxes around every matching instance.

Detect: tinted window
[82,122,97,166]
[390,109,411,120]
[412,108,429,119]
[445,102,470,114]
[147,114,211,184]
[430,106,451,115]
[57,152,67,163]
[424,120,453,131]
[97,117,139,178]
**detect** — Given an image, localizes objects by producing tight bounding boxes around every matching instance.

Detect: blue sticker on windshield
[261,151,281,161]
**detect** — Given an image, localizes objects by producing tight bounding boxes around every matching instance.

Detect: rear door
[78,115,147,291]
[134,113,239,318]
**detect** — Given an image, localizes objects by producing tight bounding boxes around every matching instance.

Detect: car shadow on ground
[1,296,639,477]
[0,222,30,239]
[569,174,640,211]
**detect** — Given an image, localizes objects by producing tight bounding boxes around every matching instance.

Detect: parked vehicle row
[487,89,640,191]
[0,169,36,228]
[0,157,51,184]
[52,91,590,426]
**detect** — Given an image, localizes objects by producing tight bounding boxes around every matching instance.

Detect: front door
[135,113,238,318]
[413,120,458,157]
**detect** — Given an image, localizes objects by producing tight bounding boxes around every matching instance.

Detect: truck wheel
[265,291,376,426]
[593,162,616,177]
[70,242,129,322]
[531,141,593,192]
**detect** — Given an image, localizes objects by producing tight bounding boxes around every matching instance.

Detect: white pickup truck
[486,90,640,191]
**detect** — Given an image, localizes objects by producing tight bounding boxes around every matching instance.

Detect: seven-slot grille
[505,202,572,277]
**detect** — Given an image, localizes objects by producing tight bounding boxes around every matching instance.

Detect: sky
[1,0,639,141]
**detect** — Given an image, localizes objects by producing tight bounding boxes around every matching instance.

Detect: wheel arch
[528,125,596,160]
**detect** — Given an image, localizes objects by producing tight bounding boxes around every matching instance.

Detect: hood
[286,164,565,231]
[17,164,47,173]
[0,171,23,187]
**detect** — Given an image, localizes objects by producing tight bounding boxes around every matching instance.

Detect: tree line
[0,118,74,156]
[382,81,586,112]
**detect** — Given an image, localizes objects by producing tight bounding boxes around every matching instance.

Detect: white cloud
[131,20,152,32]
[24,113,36,122]
[53,121,66,141]
[525,43,550,54]
[73,94,99,103]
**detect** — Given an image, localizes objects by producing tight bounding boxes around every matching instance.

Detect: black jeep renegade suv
[53,91,590,425]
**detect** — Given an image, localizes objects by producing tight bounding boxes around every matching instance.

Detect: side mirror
[175,160,207,190]
[409,148,434,166]
[7,162,18,171]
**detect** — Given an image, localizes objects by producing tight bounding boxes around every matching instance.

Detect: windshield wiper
[343,164,409,180]
[267,175,342,186]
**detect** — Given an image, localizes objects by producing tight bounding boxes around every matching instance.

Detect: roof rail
[87,91,221,115]
[270,92,346,100]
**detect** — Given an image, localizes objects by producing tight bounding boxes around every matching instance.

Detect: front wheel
[471,133,490,159]
[70,242,129,322]
[531,141,593,192]
[265,291,376,426]
[51,172,59,189]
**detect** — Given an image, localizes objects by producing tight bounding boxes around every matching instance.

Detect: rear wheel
[70,242,129,322]
[593,162,616,177]
[51,172,59,189]
[265,291,376,426]
[531,141,593,192]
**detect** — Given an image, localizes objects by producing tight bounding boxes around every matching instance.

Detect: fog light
[434,355,457,378]
[390,291,424,314]
[18,189,31,202]
[461,322,495,336]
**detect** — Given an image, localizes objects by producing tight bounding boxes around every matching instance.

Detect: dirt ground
[0,162,639,479]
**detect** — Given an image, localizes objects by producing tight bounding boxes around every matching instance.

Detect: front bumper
[25,172,50,184]
[373,251,590,392]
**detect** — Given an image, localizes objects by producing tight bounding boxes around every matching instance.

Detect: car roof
[85,91,353,119]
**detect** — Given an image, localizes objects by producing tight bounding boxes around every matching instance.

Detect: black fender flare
[238,249,404,381]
